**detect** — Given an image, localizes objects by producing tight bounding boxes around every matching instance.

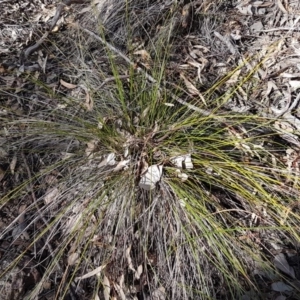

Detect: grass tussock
[1,1,300,299]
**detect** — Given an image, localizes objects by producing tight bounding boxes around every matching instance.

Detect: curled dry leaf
[60,79,77,89]
[180,72,198,95]
[226,69,241,85]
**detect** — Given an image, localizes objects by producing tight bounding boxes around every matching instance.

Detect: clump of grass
[1,1,300,300]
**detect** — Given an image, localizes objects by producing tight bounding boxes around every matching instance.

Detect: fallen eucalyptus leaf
[273,253,295,278]
[271,281,293,292]
[103,275,110,300]
[60,79,77,89]
[68,252,79,266]
[44,187,59,205]
[75,264,106,280]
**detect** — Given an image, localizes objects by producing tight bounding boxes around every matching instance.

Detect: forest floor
[1,0,300,299]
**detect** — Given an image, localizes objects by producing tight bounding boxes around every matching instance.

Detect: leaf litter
[1,0,300,299]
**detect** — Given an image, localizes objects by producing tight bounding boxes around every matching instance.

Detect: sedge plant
[1,1,300,299]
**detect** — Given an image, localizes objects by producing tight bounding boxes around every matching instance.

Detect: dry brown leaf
[187,60,202,69]
[84,90,93,111]
[44,187,59,205]
[18,204,27,214]
[180,73,198,95]
[60,79,77,89]
[68,252,79,266]
[10,154,17,175]
[42,280,51,290]
[85,140,98,157]
[114,283,126,300]
[0,65,6,74]
[103,275,110,300]
[180,73,206,105]
[140,155,149,176]
[189,49,203,59]
[133,49,150,61]
[277,0,288,14]
[51,25,60,33]
[181,3,192,28]
[75,264,107,280]
[193,44,210,52]
[226,69,241,85]
[125,245,136,272]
